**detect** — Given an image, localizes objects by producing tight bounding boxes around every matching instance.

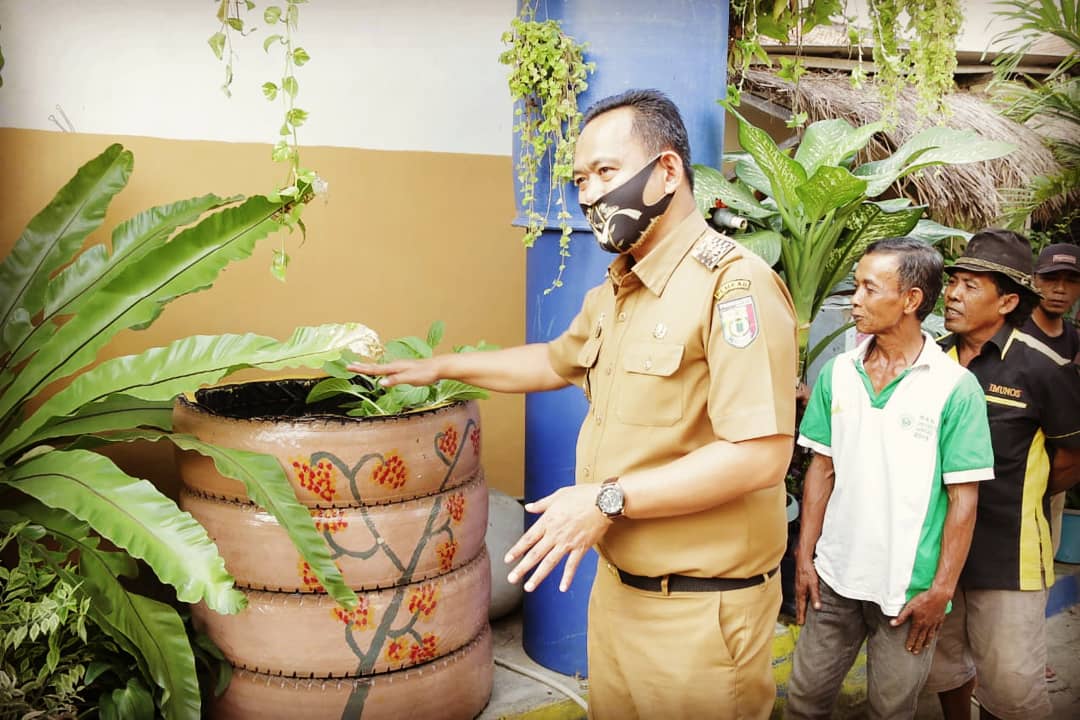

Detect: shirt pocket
[578,337,602,403]
[617,342,685,426]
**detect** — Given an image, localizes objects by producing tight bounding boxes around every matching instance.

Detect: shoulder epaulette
[691,233,736,270]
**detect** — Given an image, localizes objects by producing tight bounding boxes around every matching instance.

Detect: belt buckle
[659,575,670,596]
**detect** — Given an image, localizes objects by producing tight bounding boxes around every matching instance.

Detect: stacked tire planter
[174,380,493,720]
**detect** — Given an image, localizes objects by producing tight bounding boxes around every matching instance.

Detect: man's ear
[904,286,925,317]
[657,151,684,193]
[998,292,1020,317]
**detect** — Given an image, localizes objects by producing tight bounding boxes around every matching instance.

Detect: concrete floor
[478,563,1080,720]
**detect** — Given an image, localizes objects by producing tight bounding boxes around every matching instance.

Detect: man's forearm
[797,452,834,562]
[434,343,568,394]
[1048,446,1080,494]
[930,482,979,597]
[618,434,793,520]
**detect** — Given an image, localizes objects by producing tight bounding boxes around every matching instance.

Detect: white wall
[0,0,515,155]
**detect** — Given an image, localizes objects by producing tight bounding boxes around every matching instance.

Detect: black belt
[616,566,778,593]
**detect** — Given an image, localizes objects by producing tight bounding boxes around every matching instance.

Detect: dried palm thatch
[740,69,1071,231]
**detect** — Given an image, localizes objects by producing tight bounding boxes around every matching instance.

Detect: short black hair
[582,89,694,189]
[989,273,1039,327]
[863,237,944,321]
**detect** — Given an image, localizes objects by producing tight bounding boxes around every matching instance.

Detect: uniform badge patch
[691,234,735,269]
[716,296,759,348]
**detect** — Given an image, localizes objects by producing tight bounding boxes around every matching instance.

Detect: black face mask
[580,155,675,254]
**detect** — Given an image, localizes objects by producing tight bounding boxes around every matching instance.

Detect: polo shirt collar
[855,330,939,370]
[607,210,709,296]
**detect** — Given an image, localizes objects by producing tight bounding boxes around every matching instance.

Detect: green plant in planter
[500,3,595,291]
[694,105,1016,378]
[306,320,493,416]
[0,143,380,719]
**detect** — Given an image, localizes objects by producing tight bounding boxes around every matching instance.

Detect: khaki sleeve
[546,285,604,386]
[706,254,798,442]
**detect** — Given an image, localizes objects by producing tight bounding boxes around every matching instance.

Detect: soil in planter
[194,378,370,419]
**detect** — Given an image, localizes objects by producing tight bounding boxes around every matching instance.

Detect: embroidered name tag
[714,279,751,301]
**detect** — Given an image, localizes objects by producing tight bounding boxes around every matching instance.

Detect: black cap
[945,228,1040,298]
[1034,243,1080,275]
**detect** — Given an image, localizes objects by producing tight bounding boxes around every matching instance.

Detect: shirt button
[617,312,627,322]
[643,359,653,371]
[605,365,613,375]
[583,467,591,478]
[595,414,603,425]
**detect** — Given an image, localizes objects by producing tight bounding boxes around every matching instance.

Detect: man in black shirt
[1023,243,1080,363]
[927,229,1080,720]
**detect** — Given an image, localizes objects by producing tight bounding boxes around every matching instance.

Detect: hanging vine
[727,0,963,126]
[499,3,595,292]
[208,0,319,281]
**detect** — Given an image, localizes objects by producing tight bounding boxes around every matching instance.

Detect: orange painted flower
[385,636,410,663]
[312,508,348,533]
[298,560,325,593]
[469,427,481,457]
[438,425,459,457]
[436,539,458,572]
[370,452,408,490]
[292,458,337,502]
[331,596,370,630]
[408,583,439,618]
[446,492,466,524]
[409,633,438,664]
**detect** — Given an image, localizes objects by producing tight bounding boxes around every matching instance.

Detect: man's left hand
[890,588,950,654]
[505,484,612,593]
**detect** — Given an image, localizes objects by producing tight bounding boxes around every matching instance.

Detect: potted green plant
[0,143,378,719]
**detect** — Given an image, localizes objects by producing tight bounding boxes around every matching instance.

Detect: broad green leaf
[391,383,432,409]
[0,194,305,427]
[19,395,172,449]
[262,82,278,101]
[426,320,445,349]
[433,381,489,405]
[2,449,244,614]
[794,118,886,177]
[2,195,233,375]
[208,32,226,60]
[691,164,772,219]
[292,47,310,66]
[0,144,132,357]
[733,230,783,266]
[4,323,380,457]
[16,501,200,720]
[794,166,868,223]
[282,76,298,98]
[306,377,358,404]
[263,33,283,52]
[383,336,431,361]
[99,677,156,720]
[729,108,807,216]
[909,218,972,244]
[264,5,282,23]
[732,154,774,200]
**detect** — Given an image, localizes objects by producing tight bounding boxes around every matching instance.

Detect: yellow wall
[0,128,527,496]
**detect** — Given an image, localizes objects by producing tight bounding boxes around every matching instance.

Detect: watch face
[597,485,623,516]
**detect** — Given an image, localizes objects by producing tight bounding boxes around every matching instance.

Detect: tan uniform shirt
[548,210,797,579]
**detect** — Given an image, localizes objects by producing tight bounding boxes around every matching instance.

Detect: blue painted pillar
[515,0,729,676]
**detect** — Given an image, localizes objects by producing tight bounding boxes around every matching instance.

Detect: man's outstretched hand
[505,484,612,593]
[348,359,440,388]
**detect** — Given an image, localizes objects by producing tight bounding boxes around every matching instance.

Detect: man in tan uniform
[352,89,798,719]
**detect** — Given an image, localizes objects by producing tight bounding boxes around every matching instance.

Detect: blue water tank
[515,0,729,676]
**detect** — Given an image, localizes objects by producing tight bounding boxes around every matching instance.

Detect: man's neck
[1032,304,1064,338]
[630,192,696,262]
[869,323,925,366]
[956,319,1006,366]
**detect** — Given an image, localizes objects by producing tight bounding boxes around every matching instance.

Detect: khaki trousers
[587,561,781,720]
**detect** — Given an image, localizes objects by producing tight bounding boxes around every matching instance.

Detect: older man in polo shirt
[786,238,994,720]
[927,229,1080,720]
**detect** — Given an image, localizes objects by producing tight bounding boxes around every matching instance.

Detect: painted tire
[211,626,493,720]
[193,550,491,678]
[174,392,481,506]
[179,474,488,592]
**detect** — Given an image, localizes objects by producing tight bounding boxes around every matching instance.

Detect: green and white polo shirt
[798,333,995,615]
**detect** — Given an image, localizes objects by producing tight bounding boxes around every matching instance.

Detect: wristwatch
[595,478,625,519]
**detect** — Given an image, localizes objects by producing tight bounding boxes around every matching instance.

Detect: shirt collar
[607,210,709,296]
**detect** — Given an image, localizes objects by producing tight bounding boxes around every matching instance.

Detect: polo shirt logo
[988,383,1022,399]
[716,296,759,348]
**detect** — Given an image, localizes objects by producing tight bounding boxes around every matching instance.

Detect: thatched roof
[739,69,1072,231]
